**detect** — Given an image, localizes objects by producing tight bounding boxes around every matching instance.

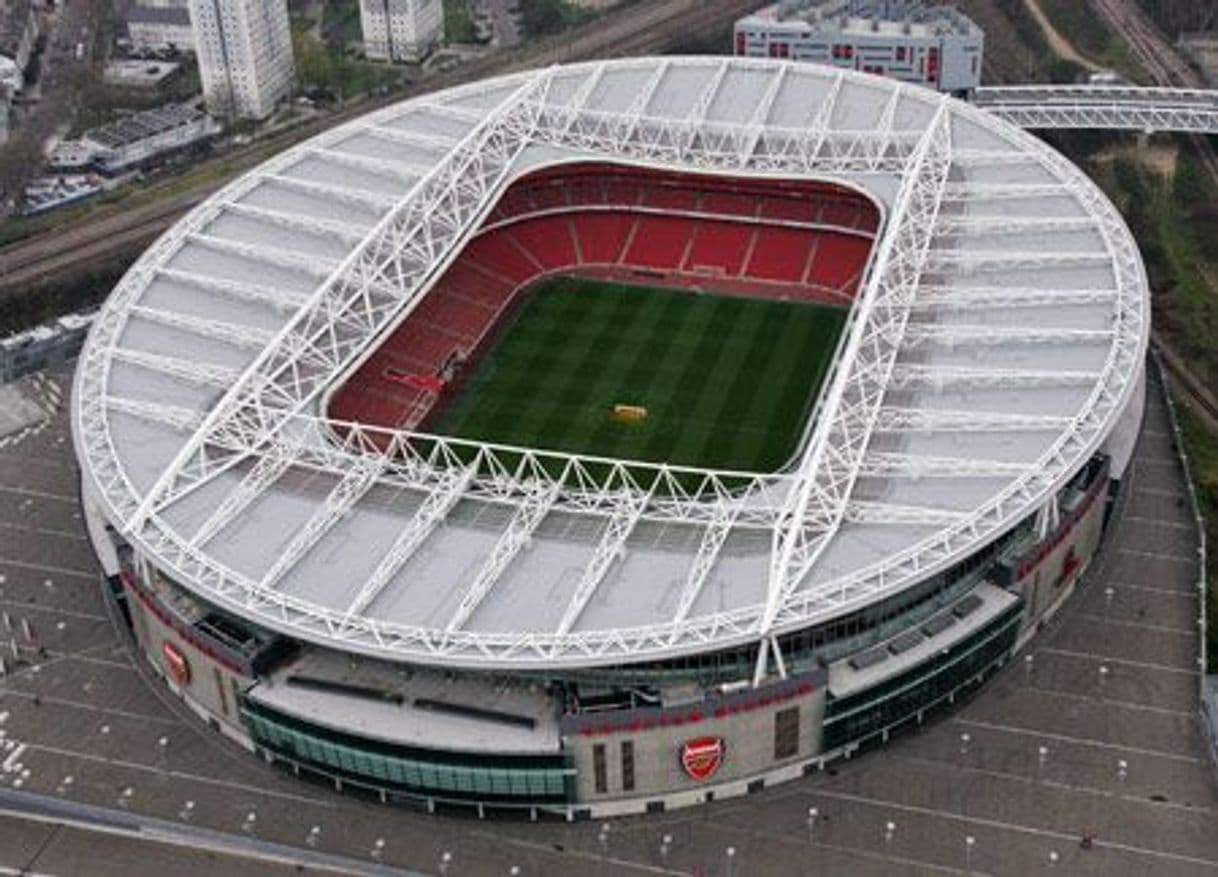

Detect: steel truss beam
[911,286,1116,309]
[941,182,1070,201]
[258,460,384,591]
[888,364,1102,389]
[188,233,339,278]
[73,60,1150,668]
[903,324,1114,347]
[976,85,1218,134]
[873,407,1073,432]
[555,477,655,638]
[108,348,237,389]
[127,73,552,535]
[445,476,563,633]
[531,66,923,175]
[261,173,398,211]
[844,501,968,527]
[858,452,1032,479]
[342,461,479,621]
[922,249,1112,272]
[156,268,310,313]
[128,305,275,349]
[222,202,370,243]
[106,396,202,431]
[190,454,294,548]
[935,215,1095,235]
[669,485,752,633]
[305,147,430,184]
[758,100,955,664]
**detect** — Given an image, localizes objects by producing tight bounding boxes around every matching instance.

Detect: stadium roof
[73,57,1148,670]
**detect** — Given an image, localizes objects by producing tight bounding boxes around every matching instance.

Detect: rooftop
[741,0,981,38]
[72,57,1148,671]
[82,103,210,150]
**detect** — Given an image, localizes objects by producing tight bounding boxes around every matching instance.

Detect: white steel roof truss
[73,62,1152,668]
[935,215,1096,235]
[873,407,1073,432]
[911,286,1116,309]
[260,173,398,211]
[903,324,1114,347]
[106,396,202,432]
[222,202,369,244]
[258,459,385,591]
[108,348,237,389]
[305,146,429,184]
[738,62,789,164]
[188,233,340,278]
[126,73,549,534]
[760,102,954,642]
[156,267,310,313]
[127,305,274,349]
[188,452,295,548]
[923,249,1112,272]
[554,474,657,639]
[889,364,1102,389]
[445,477,565,634]
[844,501,968,527]
[858,452,1032,479]
[341,461,480,622]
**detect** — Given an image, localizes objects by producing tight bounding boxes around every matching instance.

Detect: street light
[725,845,736,877]
[1048,849,1060,868]
[807,806,819,844]
[659,833,672,865]
[965,835,976,874]
[959,731,971,756]
[439,851,453,875]
[884,820,896,844]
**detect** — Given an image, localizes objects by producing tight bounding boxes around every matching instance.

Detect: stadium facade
[74,57,1148,817]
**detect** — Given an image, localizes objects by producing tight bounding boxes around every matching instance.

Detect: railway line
[0,0,754,296]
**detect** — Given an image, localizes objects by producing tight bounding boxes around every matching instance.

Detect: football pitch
[434,277,848,473]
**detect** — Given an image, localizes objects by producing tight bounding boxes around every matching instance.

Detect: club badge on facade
[162,640,190,686]
[680,736,725,781]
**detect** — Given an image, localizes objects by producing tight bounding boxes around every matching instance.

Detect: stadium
[73,56,1148,817]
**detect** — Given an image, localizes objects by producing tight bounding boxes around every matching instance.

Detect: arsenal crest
[162,640,191,686]
[680,736,725,781]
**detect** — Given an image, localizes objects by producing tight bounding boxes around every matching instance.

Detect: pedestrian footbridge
[975,85,1218,134]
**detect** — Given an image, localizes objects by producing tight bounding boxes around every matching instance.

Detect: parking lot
[0,365,1212,876]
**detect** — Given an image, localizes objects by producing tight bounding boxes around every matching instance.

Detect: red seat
[745,227,814,283]
[572,213,634,264]
[684,221,753,276]
[623,216,691,269]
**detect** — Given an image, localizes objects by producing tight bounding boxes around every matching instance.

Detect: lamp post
[965,835,976,874]
[884,820,896,845]
[806,806,819,845]
[725,845,736,877]
[659,833,672,866]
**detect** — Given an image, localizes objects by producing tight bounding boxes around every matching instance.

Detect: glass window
[621,741,635,792]
[593,744,607,794]
[774,707,800,759]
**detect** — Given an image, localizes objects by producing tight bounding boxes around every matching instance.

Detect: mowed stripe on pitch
[434,277,847,472]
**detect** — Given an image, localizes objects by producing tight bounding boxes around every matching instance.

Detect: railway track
[0,0,754,296]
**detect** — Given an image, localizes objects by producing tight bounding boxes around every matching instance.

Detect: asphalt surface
[0,363,1211,876]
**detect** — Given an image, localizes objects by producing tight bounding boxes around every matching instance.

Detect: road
[0,0,755,296]
[0,360,1211,876]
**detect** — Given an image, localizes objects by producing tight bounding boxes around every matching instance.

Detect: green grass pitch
[433,277,848,473]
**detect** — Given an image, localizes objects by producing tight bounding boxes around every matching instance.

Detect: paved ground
[0,364,1211,876]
